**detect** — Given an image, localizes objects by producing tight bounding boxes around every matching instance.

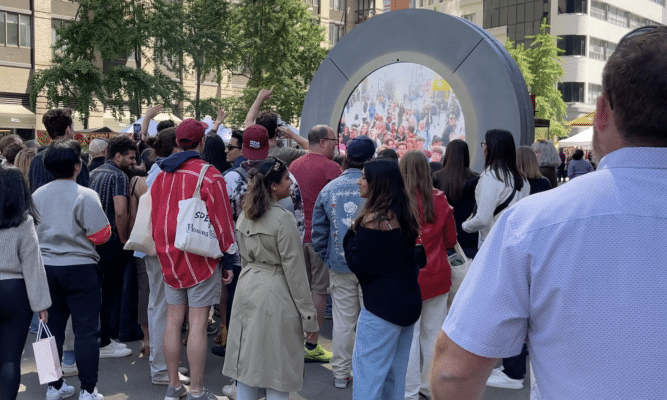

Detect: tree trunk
[195,67,201,120]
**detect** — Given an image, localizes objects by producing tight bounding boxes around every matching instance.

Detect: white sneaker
[109,339,128,348]
[99,342,132,358]
[221,381,237,399]
[486,367,524,389]
[45,381,75,400]
[79,387,103,400]
[151,372,191,385]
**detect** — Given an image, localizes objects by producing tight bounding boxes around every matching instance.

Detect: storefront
[0,104,36,141]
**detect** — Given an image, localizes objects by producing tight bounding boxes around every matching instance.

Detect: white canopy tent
[559,127,593,148]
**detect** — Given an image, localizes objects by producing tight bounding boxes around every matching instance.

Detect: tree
[505,21,571,141]
[230,0,328,124]
[30,0,183,126]
[152,0,239,120]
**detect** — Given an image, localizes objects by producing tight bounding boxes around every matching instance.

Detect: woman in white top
[462,129,530,246]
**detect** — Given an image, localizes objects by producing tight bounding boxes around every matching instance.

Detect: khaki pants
[329,270,363,380]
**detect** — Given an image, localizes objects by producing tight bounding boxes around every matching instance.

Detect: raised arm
[244,87,273,128]
[279,126,310,150]
[207,106,227,136]
[141,104,163,139]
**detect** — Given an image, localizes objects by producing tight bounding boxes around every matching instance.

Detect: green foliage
[506,20,571,141]
[191,96,246,128]
[233,0,328,124]
[152,0,239,120]
[29,58,105,127]
[526,20,570,141]
[31,0,181,125]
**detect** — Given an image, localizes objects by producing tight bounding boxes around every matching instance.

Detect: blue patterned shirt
[89,160,130,240]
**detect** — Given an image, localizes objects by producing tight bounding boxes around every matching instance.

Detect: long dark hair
[437,139,479,203]
[0,165,39,228]
[400,150,435,223]
[202,135,231,173]
[354,159,419,237]
[484,129,524,191]
[243,158,288,221]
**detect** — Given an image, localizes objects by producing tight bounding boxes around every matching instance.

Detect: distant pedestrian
[567,149,594,179]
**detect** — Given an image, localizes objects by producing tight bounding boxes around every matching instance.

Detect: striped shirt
[151,158,237,289]
[89,160,130,241]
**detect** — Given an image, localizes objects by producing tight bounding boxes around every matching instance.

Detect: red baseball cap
[176,119,208,147]
[243,124,269,160]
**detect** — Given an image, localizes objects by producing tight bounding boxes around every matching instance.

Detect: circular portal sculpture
[300,9,534,171]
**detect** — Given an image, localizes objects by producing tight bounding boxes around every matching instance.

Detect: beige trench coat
[222,201,319,393]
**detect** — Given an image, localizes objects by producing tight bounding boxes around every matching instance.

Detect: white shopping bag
[124,190,157,256]
[32,321,62,385]
[174,164,223,259]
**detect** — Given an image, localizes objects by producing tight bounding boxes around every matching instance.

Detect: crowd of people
[1,25,665,400]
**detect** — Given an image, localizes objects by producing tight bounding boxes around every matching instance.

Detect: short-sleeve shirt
[89,160,130,240]
[268,145,306,167]
[289,152,342,243]
[443,147,667,400]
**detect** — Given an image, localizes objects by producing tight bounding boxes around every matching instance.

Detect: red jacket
[151,157,236,289]
[417,189,457,300]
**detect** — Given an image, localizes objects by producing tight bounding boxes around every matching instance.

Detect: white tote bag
[447,242,472,310]
[123,190,157,256]
[174,164,223,259]
[32,321,62,384]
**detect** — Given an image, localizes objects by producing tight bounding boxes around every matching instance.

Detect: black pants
[44,264,101,393]
[97,239,132,347]
[502,343,529,380]
[0,279,32,400]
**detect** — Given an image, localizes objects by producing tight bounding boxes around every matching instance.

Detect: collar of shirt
[598,147,667,171]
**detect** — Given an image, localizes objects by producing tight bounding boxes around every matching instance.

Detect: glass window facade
[356,0,375,23]
[587,83,602,105]
[558,35,586,56]
[558,82,585,102]
[0,12,31,48]
[329,23,345,45]
[483,0,551,46]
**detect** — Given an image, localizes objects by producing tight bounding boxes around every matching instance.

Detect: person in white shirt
[431,26,667,400]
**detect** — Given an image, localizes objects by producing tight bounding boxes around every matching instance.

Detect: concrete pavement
[17,318,529,399]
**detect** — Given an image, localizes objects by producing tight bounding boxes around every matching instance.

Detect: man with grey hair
[88,139,108,172]
[431,26,667,400]
[290,125,341,363]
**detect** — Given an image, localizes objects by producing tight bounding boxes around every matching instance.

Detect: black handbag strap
[493,189,516,216]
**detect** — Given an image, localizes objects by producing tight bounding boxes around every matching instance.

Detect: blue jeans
[43,264,101,393]
[352,308,414,400]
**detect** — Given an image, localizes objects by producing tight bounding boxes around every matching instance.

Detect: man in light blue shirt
[431,26,667,400]
[312,135,375,389]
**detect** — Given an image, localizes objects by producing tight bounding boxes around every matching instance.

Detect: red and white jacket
[151,157,236,289]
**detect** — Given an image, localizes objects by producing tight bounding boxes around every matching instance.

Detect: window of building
[558,82,585,103]
[648,0,665,5]
[462,13,474,23]
[587,83,602,105]
[331,0,345,11]
[557,0,588,14]
[589,37,605,60]
[356,0,375,23]
[0,12,31,48]
[590,1,606,20]
[607,5,627,27]
[559,35,586,56]
[329,23,345,46]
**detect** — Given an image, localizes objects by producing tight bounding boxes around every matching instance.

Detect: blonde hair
[14,147,37,182]
[399,150,435,223]
[516,146,543,180]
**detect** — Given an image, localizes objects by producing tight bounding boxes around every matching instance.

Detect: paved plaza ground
[17,318,529,399]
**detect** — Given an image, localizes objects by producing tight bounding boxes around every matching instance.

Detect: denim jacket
[312,168,365,273]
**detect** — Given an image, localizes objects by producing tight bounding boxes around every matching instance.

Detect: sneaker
[109,339,128,348]
[186,387,228,400]
[334,376,352,389]
[164,384,187,400]
[485,367,524,389]
[304,343,332,363]
[79,388,103,400]
[206,323,218,336]
[179,366,189,375]
[61,363,78,377]
[152,372,191,385]
[99,342,132,358]
[221,381,236,399]
[45,381,75,400]
[211,346,226,358]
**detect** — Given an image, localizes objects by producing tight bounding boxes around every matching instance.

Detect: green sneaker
[304,343,332,363]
